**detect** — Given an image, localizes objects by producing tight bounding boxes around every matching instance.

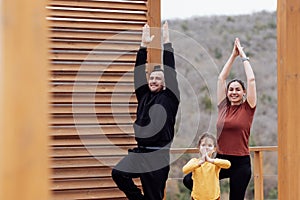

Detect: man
[111,22,180,200]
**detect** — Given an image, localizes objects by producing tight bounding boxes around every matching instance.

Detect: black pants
[111,148,170,200]
[183,154,251,200]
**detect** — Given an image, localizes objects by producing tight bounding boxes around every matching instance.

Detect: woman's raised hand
[235,38,247,58]
[231,38,239,58]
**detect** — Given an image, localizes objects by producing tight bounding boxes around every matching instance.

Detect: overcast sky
[161,0,277,20]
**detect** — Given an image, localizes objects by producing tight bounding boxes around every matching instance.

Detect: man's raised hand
[141,23,155,47]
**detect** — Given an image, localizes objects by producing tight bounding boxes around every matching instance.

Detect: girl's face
[199,138,216,157]
[227,81,245,105]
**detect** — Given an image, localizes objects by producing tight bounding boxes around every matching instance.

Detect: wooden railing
[166,146,278,200]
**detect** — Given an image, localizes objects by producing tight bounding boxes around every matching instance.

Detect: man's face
[148,71,164,93]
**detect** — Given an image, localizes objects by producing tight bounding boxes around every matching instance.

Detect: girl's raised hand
[198,159,205,166]
[205,153,214,163]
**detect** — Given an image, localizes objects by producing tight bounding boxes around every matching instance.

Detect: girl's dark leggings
[183,154,252,200]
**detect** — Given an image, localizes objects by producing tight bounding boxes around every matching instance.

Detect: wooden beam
[278,0,300,199]
[169,146,278,154]
[0,1,50,200]
[253,151,264,200]
[147,0,161,72]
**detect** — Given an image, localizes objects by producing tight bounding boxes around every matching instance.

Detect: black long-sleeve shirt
[133,43,180,148]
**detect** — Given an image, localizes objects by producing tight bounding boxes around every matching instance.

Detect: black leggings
[183,154,251,200]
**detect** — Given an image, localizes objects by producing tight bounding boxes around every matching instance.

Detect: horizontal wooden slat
[50,114,135,125]
[52,156,123,168]
[51,93,137,104]
[51,146,133,157]
[48,19,143,31]
[48,8,146,21]
[51,52,136,62]
[53,177,114,190]
[51,63,135,72]
[51,41,139,51]
[78,197,127,200]
[52,167,112,179]
[51,41,139,52]
[51,104,136,114]
[52,177,141,191]
[49,0,147,11]
[50,125,134,136]
[51,72,133,82]
[50,29,141,41]
[52,177,115,190]
[51,135,136,146]
[52,188,127,200]
[51,83,134,93]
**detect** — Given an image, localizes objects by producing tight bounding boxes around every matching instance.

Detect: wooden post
[253,151,264,200]
[147,0,161,72]
[277,0,300,199]
[0,1,50,200]
[148,2,164,198]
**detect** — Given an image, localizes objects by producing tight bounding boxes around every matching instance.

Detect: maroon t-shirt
[216,99,256,156]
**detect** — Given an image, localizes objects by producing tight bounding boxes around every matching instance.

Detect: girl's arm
[208,158,231,169]
[205,153,230,169]
[182,158,202,174]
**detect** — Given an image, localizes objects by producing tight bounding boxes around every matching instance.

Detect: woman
[183,38,256,200]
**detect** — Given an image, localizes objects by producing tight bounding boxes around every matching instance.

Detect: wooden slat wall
[47,0,157,199]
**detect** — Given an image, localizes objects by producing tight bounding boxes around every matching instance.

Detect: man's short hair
[152,65,164,72]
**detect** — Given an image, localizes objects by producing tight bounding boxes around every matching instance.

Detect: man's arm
[134,24,154,100]
[163,42,179,101]
[162,21,179,101]
[134,47,148,95]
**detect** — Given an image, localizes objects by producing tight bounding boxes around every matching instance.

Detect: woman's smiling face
[227,81,245,105]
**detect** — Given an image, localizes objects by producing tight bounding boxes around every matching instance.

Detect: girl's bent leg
[183,172,193,191]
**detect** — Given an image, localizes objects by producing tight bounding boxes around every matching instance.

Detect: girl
[182,133,231,200]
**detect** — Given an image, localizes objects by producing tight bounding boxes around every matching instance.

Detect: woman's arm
[217,39,239,105]
[236,39,257,108]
